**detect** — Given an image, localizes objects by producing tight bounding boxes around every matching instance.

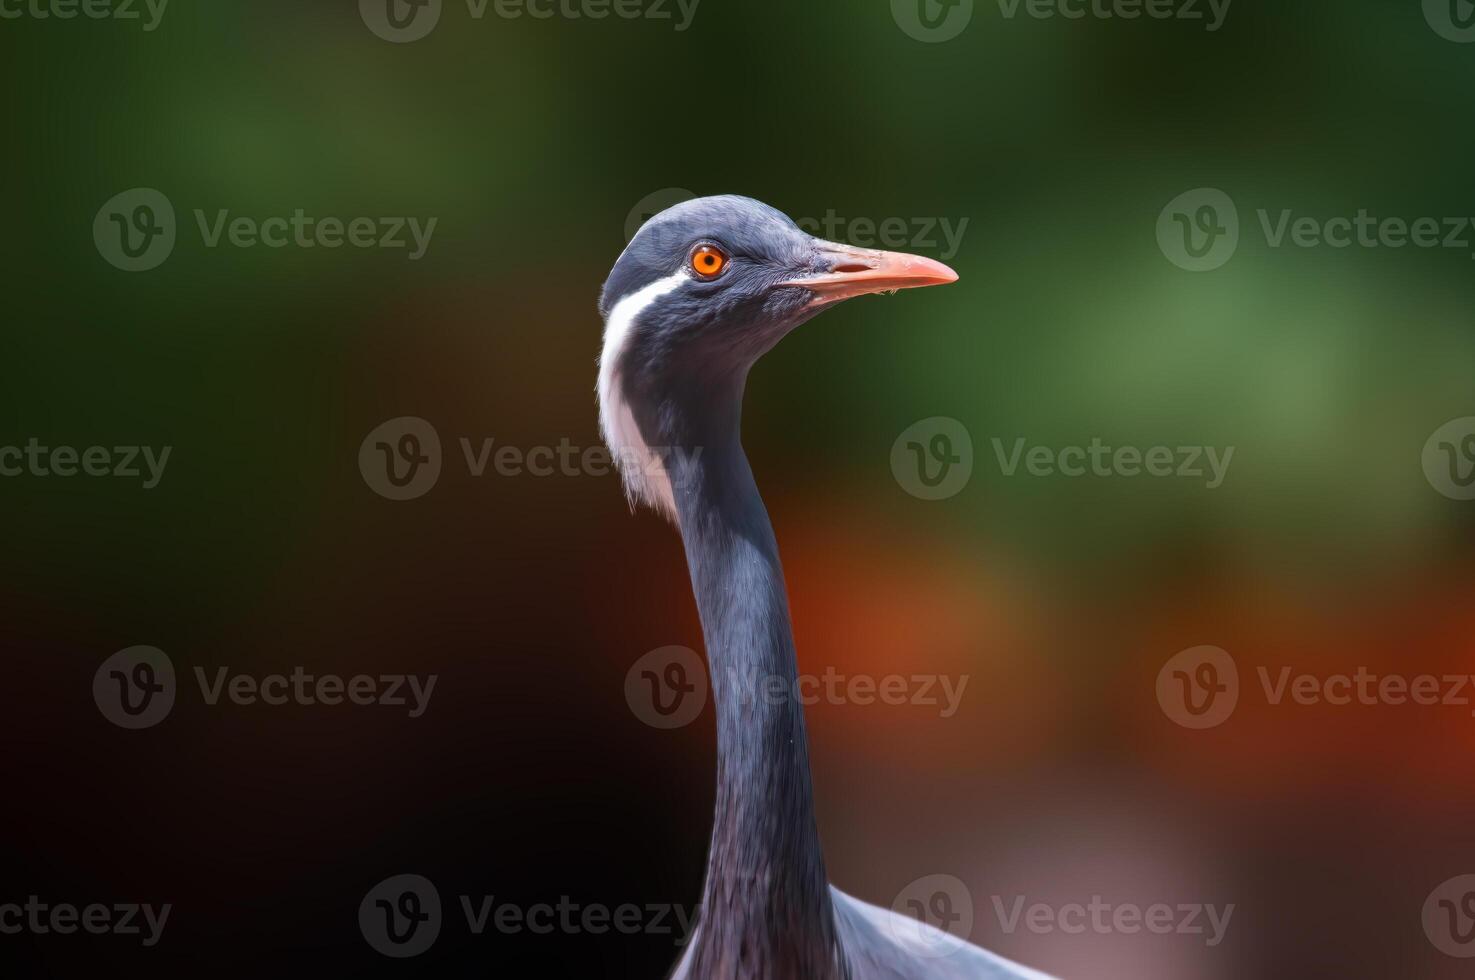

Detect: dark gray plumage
[598,196,1053,980]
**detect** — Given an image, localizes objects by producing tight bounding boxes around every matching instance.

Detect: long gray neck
[661,378,846,979]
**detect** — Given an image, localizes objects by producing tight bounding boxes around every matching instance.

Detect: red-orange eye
[689,244,729,280]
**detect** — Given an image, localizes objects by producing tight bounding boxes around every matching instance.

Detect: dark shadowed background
[2,0,1474,977]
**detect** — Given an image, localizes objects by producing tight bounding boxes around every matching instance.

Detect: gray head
[597,194,957,520]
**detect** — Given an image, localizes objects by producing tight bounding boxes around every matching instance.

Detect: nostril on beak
[831,262,874,274]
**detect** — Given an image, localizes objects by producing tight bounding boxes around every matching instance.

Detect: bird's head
[597,194,958,520]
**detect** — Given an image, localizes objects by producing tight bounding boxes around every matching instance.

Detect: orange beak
[779,240,959,306]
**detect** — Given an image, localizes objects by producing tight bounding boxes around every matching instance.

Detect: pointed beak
[778,240,959,306]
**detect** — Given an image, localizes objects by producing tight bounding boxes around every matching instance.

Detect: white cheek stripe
[597,272,688,521]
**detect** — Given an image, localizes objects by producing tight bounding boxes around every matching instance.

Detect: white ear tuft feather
[597,272,687,522]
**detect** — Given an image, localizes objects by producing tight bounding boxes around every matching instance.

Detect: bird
[598,195,1055,980]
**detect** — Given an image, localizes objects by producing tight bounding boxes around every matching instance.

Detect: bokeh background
[2,0,1474,976]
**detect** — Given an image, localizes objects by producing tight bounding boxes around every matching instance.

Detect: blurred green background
[2,1,1473,977]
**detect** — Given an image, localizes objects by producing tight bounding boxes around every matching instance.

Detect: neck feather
[661,382,845,978]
